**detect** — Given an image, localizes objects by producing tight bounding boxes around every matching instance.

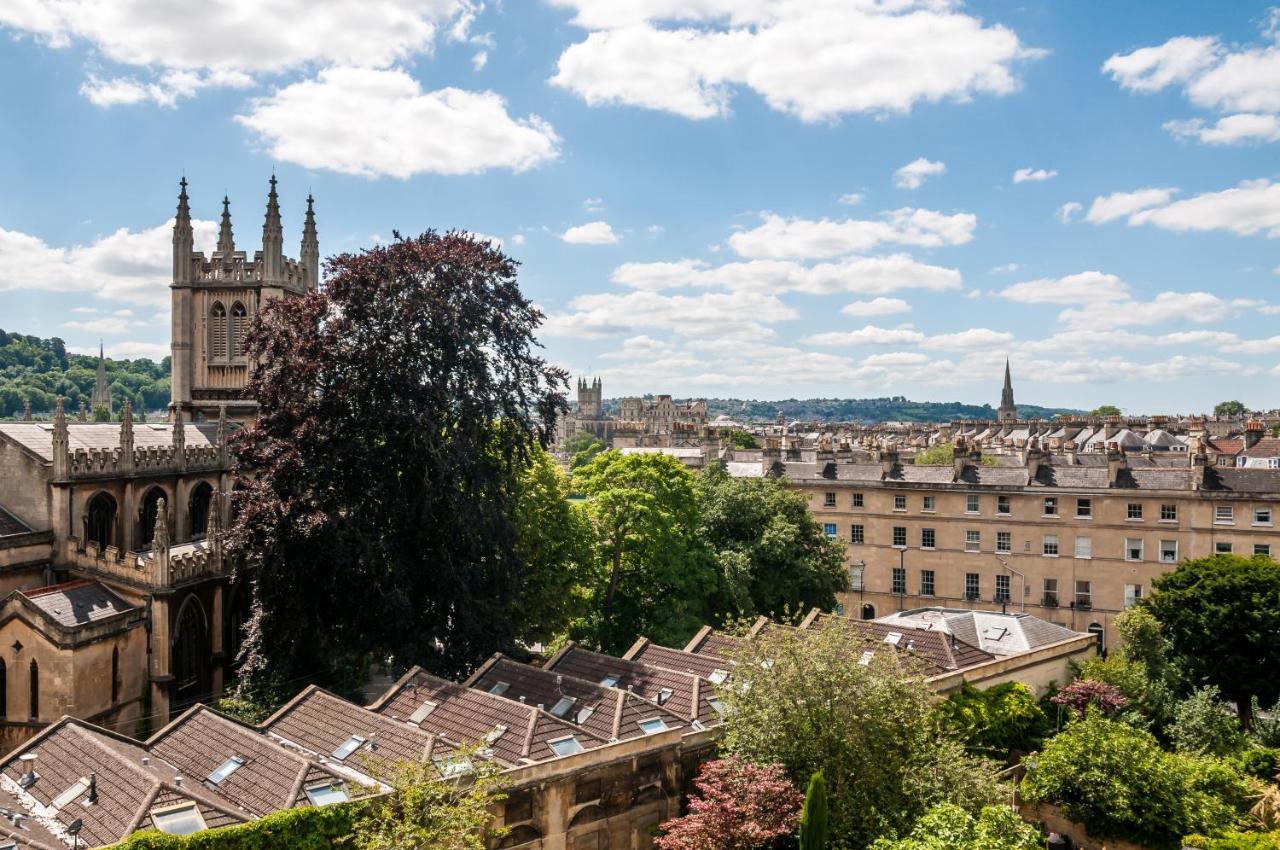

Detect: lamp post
[995,556,1026,614]
[897,546,906,612]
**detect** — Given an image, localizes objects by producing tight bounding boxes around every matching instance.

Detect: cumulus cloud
[1085,187,1178,224]
[999,271,1131,305]
[548,0,1042,122]
[561,221,620,244]
[541,290,795,338]
[610,254,961,295]
[838,192,865,206]
[804,325,926,347]
[920,328,1014,350]
[1126,179,1280,238]
[1103,18,1280,145]
[1056,201,1082,223]
[0,218,217,306]
[1059,291,1258,330]
[235,68,559,178]
[841,297,911,317]
[893,158,946,189]
[728,209,976,260]
[1012,167,1057,183]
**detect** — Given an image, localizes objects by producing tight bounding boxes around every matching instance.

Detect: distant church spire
[998,358,1017,422]
[217,195,235,256]
[92,341,112,415]
[301,193,319,290]
[262,174,283,282]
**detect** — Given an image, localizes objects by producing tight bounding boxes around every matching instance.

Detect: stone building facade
[558,380,708,450]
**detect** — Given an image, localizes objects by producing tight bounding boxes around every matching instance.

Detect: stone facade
[558,379,709,450]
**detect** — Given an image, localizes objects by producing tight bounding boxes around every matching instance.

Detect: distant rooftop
[875,607,1083,656]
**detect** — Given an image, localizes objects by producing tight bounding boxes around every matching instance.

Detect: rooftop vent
[17,754,37,789]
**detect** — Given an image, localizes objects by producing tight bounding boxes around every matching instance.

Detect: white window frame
[1043,535,1059,557]
[893,494,907,512]
[966,494,980,514]
[548,736,584,757]
[1125,538,1144,562]
[1254,508,1273,526]
[1074,536,1091,559]
[1043,497,1058,517]
[1159,539,1178,563]
[1124,583,1143,607]
[996,531,1011,554]
[1215,505,1234,525]
[965,530,980,552]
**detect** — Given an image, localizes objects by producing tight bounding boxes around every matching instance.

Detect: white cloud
[1085,187,1178,224]
[610,254,961,296]
[235,68,560,178]
[0,0,472,103]
[646,225,664,236]
[805,325,925,347]
[542,290,794,338]
[583,197,605,213]
[920,328,1013,350]
[548,0,1042,122]
[729,208,976,259]
[999,271,1130,305]
[841,297,911,317]
[893,158,946,190]
[1012,167,1057,183]
[0,217,217,306]
[990,263,1019,273]
[1165,113,1280,145]
[511,233,526,246]
[471,50,488,71]
[62,317,134,334]
[561,220,620,244]
[1056,201,1082,223]
[1126,179,1280,238]
[1058,292,1255,330]
[837,192,864,206]
[1103,36,1222,94]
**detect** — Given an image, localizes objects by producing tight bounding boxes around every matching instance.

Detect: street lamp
[898,546,906,612]
[995,556,1025,614]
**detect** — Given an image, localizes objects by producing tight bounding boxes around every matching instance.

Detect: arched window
[86,492,117,550]
[209,302,227,361]
[28,660,38,720]
[229,302,247,358]
[173,598,209,710]
[139,487,167,549]
[1087,622,1106,656]
[861,603,876,621]
[188,482,213,539]
[0,659,7,719]
[111,646,120,705]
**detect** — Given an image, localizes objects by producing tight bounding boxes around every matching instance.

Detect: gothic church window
[230,302,247,358]
[28,660,38,719]
[209,302,228,361]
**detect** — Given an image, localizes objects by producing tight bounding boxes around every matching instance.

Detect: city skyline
[1,2,1279,410]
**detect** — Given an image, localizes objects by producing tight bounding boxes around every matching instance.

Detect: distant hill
[0,328,169,418]
[604,395,1081,424]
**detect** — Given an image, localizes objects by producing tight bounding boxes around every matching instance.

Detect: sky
[1,1,1278,413]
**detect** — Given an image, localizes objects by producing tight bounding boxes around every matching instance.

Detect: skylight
[575,706,595,725]
[654,688,674,706]
[708,697,726,715]
[304,781,350,806]
[489,682,510,696]
[152,803,207,836]
[434,756,474,777]
[599,675,619,688]
[639,717,668,735]
[708,669,729,685]
[883,632,903,646]
[549,736,584,757]
[206,756,245,786]
[485,725,508,745]
[550,696,577,718]
[408,701,437,724]
[332,735,366,761]
[51,777,90,810]
[858,650,874,666]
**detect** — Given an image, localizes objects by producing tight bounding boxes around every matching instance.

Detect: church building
[0,178,318,749]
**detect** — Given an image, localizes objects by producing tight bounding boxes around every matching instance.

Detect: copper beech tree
[227,232,567,701]
[654,756,803,850]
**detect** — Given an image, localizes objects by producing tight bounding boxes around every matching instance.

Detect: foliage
[1237,748,1280,783]
[509,445,593,646]
[691,396,1080,424]
[1021,712,1250,849]
[800,772,829,850]
[351,749,507,850]
[0,327,171,417]
[936,682,1048,759]
[563,430,605,471]
[912,442,996,466]
[721,429,760,449]
[1088,405,1122,417]
[1050,679,1129,719]
[1255,699,1280,748]
[1172,687,1249,757]
[868,803,1043,850]
[696,466,847,622]
[1215,400,1248,417]
[571,451,716,652]
[1073,607,1177,734]
[211,696,273,725]
[718,621,1005,849]
[93,404,112,422]
[654,756,803,850]
[228,232,567,701]
[1148,555,1280,726]
[1184,831,1280,850]
[110,802,356,848]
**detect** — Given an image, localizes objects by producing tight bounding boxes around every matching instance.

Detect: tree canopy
[912,442,997,467]
[654,756,803,850]
[1215,400,1248,417]
[228,231,567,700]
[869,804,1043,850]
[1088,404,1122,417]
[1147,554,1280,726]
[562,430,605,471]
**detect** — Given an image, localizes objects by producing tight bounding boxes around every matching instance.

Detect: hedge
[1183,832,1280,850]
[110,802,358,849]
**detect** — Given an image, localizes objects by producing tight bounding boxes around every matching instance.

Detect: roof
[0,422,223,463]
[20,580,135,628]
[875,608,1082,655]
[0,505,31,537]
[804,612,994,672]
[546,644,720,726]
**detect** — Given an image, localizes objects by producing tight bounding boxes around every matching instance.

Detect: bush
[868,803,1043,850]
[111,803,357,849]
[936,683,1048,759]
[1184,831,1280,850]
[1172,687,1248,757]
[1021,712,1250,849]
[1237,748,1280,783]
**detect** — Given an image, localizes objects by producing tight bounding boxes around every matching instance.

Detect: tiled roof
[804,613,994,672]
[1204,468,1280,494]
[0,505,31,537]
[625,640,739,681]
[546,644,719,726]
[21,580,135,628]
[875,608,1082,656]
[0,423,222,463]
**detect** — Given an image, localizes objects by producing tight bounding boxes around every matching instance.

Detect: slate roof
[875,608,1082,656]
[0,423,222,463]
[0,506,31,537]
[1204,467,1280,493]
[803,612,994,673]
[546,644,720,726]
[21,580,135,628]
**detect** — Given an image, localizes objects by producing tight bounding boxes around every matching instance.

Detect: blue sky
[1,1,1278,412]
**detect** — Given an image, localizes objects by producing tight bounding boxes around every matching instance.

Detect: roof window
[206,756,245,786]
[549,736,584,757]
[304,780,350,806]
[883,632,903,646]
[599,675,619,688]
[708,669,730,685]
[434,755,474,777]
[408,701,438,724]
[550,696,577,718]
[639,717,668,735]
[51,777,90,809]
[575,706,595,725]
[332,735,366,761]
[488,681,510,696]
[858,650,874,666]
[152,803,207,836]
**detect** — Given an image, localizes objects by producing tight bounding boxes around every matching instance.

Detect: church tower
[998,359,1017,423]
[169,177,318,423]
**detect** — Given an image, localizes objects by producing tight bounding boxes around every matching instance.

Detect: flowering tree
[655,756,803,850]
[1050,679,1129,718]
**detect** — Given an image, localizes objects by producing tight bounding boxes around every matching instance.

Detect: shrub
[1172,687,1247,757]
[936,683,1048,759]
[868,803,1042,850]
[1183,831,1280,850]
[111,803,357,849]
[1049,679,1128,719]
[654,757,803,850]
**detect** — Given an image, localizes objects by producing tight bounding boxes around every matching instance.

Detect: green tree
[1021,712,1249,849]
[351,748,508,850]
[800,772,829,850]
[509,446,592,646]
[1215,400,1248,417]
[563,430,605,471]
[721,429,760,449]
[869,803,1043,850]
[1088,404,1122,417]
[936,682,1048,759]
[1148,555,1280,727]
[1171,686,1247,757]
[912,442,996,467]
[1072,606,1177,734]
[572,451,715,652]
[92,405,111,422]
[718,621,1005,848]
[696,466,846,621]
[228,232,567,701]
